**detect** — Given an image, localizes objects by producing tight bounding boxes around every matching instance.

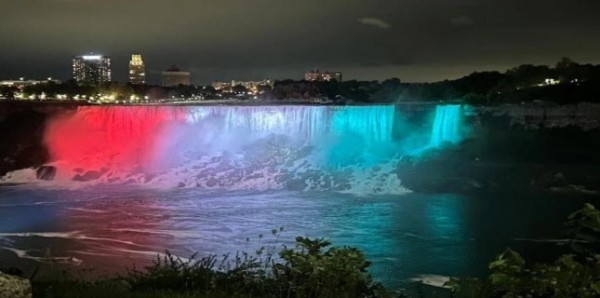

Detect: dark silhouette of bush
[449,203,600,297]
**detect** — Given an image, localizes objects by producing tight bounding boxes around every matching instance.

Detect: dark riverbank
[397,116,600,195]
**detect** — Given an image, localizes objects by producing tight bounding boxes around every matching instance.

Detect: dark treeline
[2,57,600,104]
[270,57,600,104]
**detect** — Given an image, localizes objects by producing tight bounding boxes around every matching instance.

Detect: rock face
[36,165,56,181]
[475,102,600,131]
[72,168,109,182]
[396,154,485,194]
[397,151,600,195]
[0,272,32,298]
[0,109,51,177]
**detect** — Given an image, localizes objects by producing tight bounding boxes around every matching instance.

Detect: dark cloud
[450,16,474,26]
[1,0,599,84]
[358,17,392,29]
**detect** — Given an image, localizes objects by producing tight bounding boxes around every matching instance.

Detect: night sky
[1,0,599,85]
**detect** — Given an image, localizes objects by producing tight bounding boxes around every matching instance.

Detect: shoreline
[0,98,462,107]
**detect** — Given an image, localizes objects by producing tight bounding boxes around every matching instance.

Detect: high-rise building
[212,79,273,93]
[304,69,342,82]
[161,65,191,87]
[72,55,111,84]
[129,54,146,85]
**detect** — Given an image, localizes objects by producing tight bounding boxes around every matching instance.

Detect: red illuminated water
[44,106,187,170]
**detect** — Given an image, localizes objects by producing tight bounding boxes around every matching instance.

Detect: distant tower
[72,54,111,84]
[304,68,342,82]
[161,65,191,87]
[333,72,343,83]
[129,54,146,85]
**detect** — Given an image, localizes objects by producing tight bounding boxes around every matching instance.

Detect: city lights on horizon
[3,50,344,89]
[0,51,344,103]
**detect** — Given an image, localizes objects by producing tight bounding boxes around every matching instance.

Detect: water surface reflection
[0,187,593,286]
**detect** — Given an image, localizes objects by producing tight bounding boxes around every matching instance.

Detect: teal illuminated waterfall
[330,106,395,143]
[429,105,462,146]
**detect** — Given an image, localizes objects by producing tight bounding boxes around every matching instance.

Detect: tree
[0,85,18,100]
[231,84,248,95]
[173,84,196,98]
[146,87,168,101]
[201,85,216,95]
[369,78,402,103]
[255,84,272,94]
[556,57,578,69]
[505,65,550,88]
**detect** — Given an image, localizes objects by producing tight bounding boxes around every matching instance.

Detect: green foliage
[273,236,388,298]
[33,278,242,298]
[566,203,600,255]
[35,233,395,298]
[126,252,220,293]
[449,203,600,298]
[487,248,526,293]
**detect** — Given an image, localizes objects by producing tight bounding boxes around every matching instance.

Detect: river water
[0,186,591,287]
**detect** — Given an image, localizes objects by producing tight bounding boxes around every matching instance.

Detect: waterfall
[187,106,330,139]
[186,105,395,142]
[32,104,465,192]
[429,105,462,147]
[330,106,395,143]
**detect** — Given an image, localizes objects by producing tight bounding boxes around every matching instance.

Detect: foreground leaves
[119,236,395,298]
[449,203,600,298]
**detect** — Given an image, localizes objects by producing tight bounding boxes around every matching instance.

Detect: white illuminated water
[185,105,395,142]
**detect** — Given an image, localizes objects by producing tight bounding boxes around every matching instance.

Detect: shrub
[448,203,600,298]
[273,237,389,298]
[122,235,394,298]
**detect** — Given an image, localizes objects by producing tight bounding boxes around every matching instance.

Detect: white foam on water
[110,247,193,263]
[1,246,83,265]
[65,207,108,214]
[107,228,204,239]
[410,274,452,288]
[0,232,137,246]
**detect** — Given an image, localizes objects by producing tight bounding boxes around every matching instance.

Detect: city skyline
[15,52,346,86]
[5,51,598,87]
[1,0,599,85]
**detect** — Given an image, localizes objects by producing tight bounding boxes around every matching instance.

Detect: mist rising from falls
[2,104,464,193]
